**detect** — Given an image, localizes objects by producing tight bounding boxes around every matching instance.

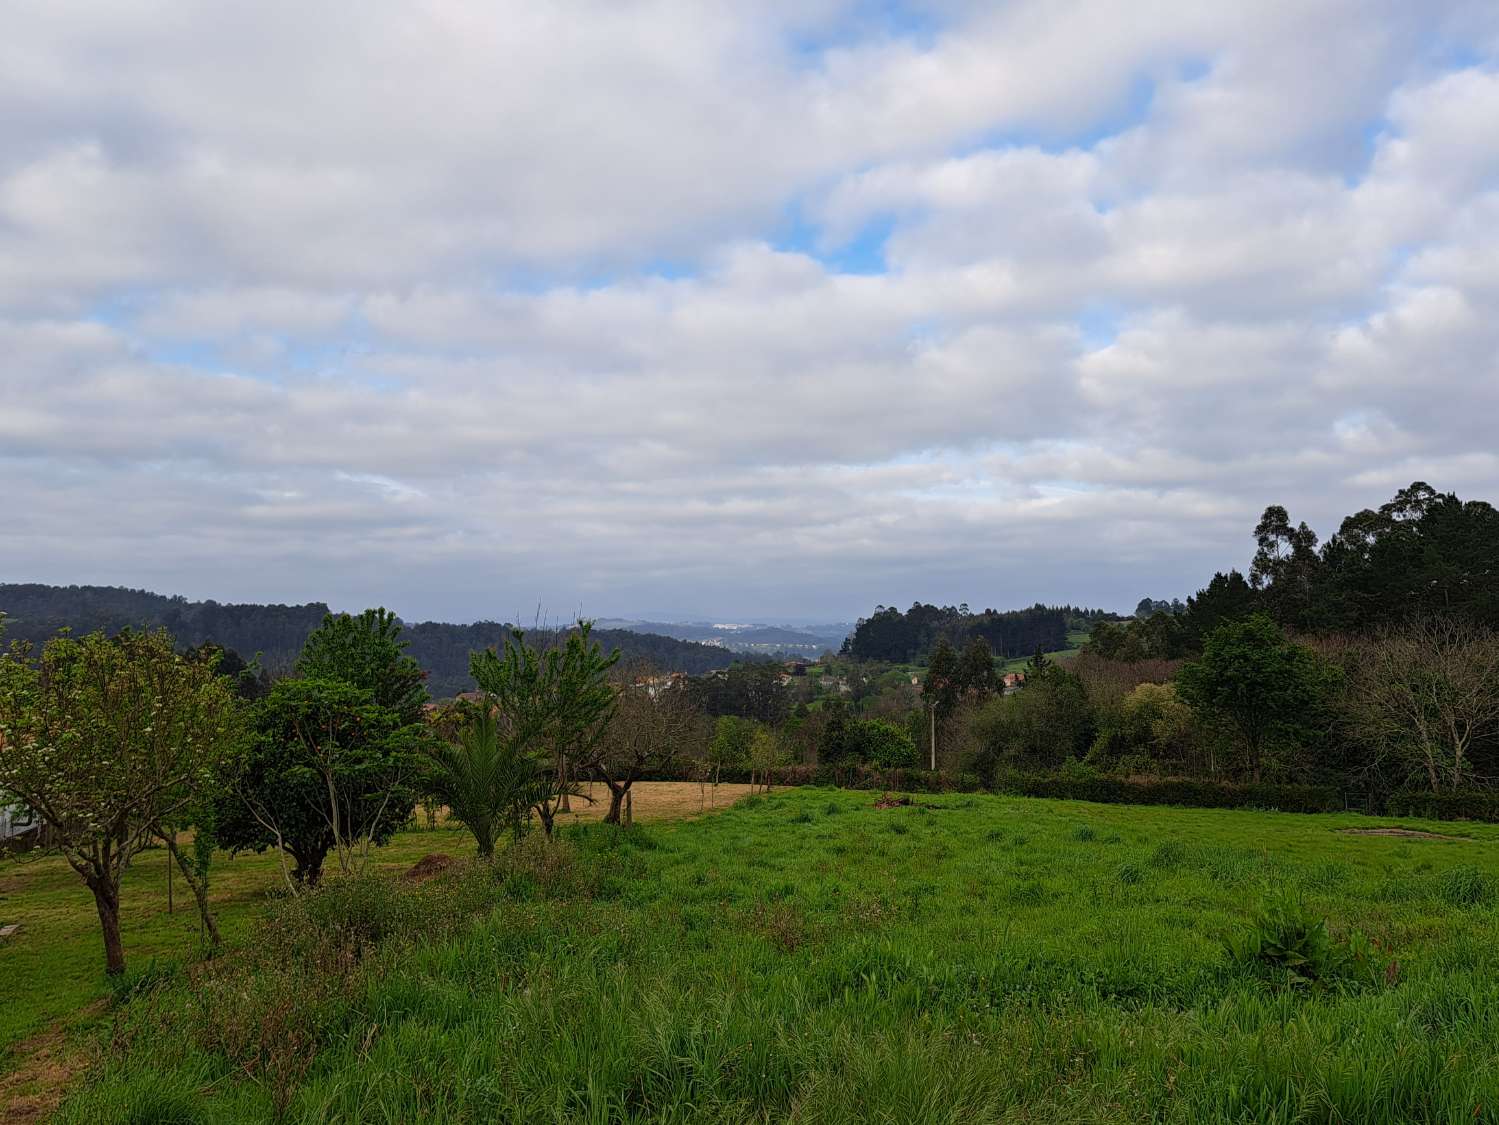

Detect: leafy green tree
[1176,615,1337,784]
[296,608,428,724]
[218,678,419,887]
[1024,645,1053,682]
[956,637,1000,700]
[818,715,917,771]
[0,629,243,975]
[469,623,618,837]
[708,715,755,782]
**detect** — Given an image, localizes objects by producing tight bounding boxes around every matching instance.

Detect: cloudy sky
[3,1,1498,624]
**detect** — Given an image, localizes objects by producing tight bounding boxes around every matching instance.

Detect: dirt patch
[0,1013,95,1124]
[403,853,456,881]
[555,780,758,826]
[1340,827,1471,841]
[873,792,912,809]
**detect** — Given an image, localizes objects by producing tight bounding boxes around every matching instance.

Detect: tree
[425,705,537,856]
[956,637,1000,700]
[0,629,242,975]
[595,672,704,823]
[708,715,755,780]
[1344,619,1499,793]
[747,725,791,792]
[295,607,428,724]
[1176,615,1337,784]
[218,678,419,888]
[923,637,961,769]
[469,623,618,838]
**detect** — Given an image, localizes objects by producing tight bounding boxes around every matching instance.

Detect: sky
[3,1,1498,624]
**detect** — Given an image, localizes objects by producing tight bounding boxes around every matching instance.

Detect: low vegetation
[45,789,1499,1123]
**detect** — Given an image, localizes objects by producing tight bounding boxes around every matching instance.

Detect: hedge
[991,773,1346,814]
[1384,788,1499,823]
[635,762,1499,822]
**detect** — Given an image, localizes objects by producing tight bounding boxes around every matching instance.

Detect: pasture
[18,788,1499,1122]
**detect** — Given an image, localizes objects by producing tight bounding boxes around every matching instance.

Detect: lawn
[23,788,1499,1122]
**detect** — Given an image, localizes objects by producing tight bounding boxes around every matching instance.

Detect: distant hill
[593,618,852,656]
[0,583,741,699]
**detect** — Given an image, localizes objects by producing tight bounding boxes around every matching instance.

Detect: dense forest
[0,584,739,698]
[1088,482,1499,662]
[841,602,1086,663]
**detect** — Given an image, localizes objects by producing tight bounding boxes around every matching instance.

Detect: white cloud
[2,1,1498,619]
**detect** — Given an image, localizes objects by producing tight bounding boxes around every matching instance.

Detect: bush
[1226,896,1381,991]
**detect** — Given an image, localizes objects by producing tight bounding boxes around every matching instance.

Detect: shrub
[1226,897,1381,990]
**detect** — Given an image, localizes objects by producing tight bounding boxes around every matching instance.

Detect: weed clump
[1227,896,1382,991]
[1149,840,1188,870]
[1117,862,1143,886]
[1072,824,1097,843]
[1438,865,1490,907]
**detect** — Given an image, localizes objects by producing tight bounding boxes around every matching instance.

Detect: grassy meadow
[31,787,1499,1123]
[0,783,754,1065]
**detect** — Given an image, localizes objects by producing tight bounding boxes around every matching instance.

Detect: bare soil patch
[0,1012,94,1124]
[1340,826,1471,841]
[555,780,758,826]
[403,854,456,881]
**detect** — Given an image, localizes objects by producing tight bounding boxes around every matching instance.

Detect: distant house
[1002,672,1026,693]
[783,660,809,676]
[0,802,40,853]
[632,672,687,699]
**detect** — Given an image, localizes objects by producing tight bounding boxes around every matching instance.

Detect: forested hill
[0,583,739,698]
[842,603,1074,662]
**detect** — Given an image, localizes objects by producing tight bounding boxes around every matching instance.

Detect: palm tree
[426,707,533,857]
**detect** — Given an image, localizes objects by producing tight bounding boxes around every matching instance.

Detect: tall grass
[58,790,1499,1123]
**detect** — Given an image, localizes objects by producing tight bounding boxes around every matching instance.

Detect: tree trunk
[604,784,626,825]
[291,848,326,888]
[88,875,126,977]
[162,834,222,947]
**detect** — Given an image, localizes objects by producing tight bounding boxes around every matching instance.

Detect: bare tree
[1346,618,1499,793]
[593,666,705,824]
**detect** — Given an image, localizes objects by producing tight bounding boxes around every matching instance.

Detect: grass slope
[0,782,754,1060]
[52,790,1499,1123]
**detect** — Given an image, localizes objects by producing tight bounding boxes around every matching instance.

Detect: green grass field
[38,788,1499,1123]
